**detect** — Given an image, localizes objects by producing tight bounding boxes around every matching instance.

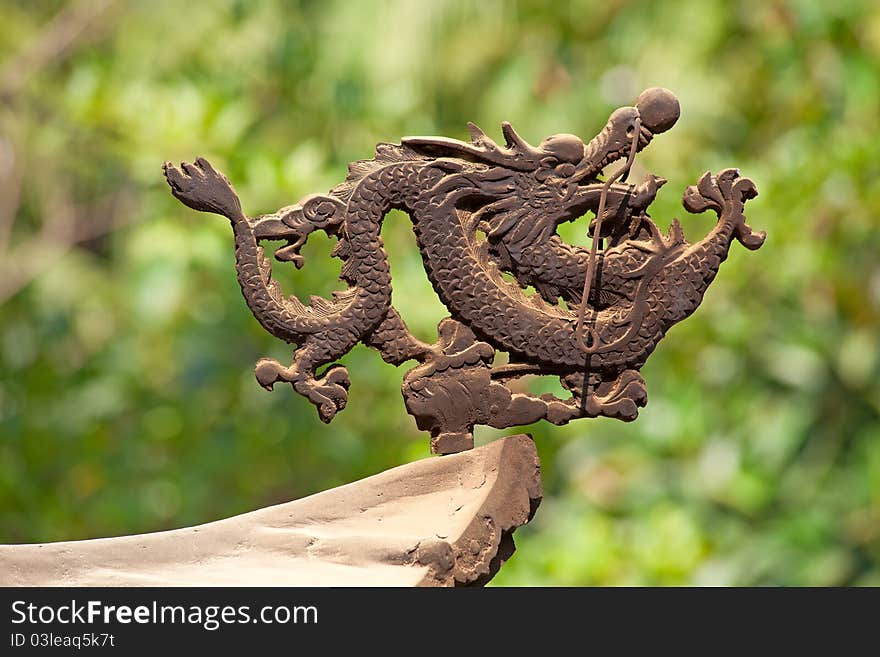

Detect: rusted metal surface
[164,87,765,454]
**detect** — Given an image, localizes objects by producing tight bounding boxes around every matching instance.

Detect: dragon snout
[251,216,309,268]
[252,217,299,240]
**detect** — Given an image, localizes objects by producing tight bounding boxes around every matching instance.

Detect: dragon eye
[555,163,575,178]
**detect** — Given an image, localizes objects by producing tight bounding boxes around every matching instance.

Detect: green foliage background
[1,0,878,585]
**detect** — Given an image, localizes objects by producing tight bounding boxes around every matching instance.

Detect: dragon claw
[255,357,350,422]
[255,358,288,389]
[323,366,351,389]
[308,367,350,422]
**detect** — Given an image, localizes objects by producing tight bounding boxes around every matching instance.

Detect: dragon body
[165,88,764,453]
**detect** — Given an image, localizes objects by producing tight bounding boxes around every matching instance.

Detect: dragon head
[402,88,680,251]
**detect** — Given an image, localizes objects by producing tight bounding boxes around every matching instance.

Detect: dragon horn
[501,122,540,156]
[467,122,488,145]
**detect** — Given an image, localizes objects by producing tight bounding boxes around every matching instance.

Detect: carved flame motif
[164,88,765,454]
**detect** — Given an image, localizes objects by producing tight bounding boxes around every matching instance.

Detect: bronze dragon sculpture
[164,87,765,454]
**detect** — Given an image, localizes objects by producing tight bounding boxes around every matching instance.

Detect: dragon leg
[363,307,432,366]
[255,341,351,423]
